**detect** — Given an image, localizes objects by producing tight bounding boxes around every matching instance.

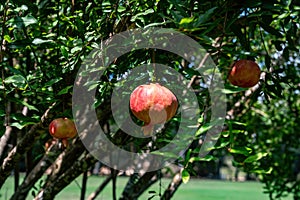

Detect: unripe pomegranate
[228,60,261,88]
[49,118,77,139]
[129,83,178,135]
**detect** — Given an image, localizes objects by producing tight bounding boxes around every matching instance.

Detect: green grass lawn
[1,175,293,200]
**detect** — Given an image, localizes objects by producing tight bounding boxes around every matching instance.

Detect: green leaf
[5,74,27,89]
[168,0,187,18]
[195,118,224,137]
[7,16,37,28]
[5,74,26,84]
[194,7,218,26]
[61,46,69,59]
[75,18,84,33]
[244,152,268,163]
[44,78,63,87]
[229,147,252,156]
[10,121,36,129]
[259,21,283,38]
[179,17,194,25]
[131,9,155,21]
[151,151,178,159]
[144,21,169,28]
[189,155,215,163]
[32,38,53,45]
[22,16,38,27]
[10,113,38,122]
[222,84,247,94]
[4,35,13,43]
[117,5,126,12]
[8,97,39,111]
[71,46,82,54]
[221,130,243,137]
[14,5,28,12]
[250,167,273,174]
[57,86,73,95]
[228,121,247,126]
[212,140,230,149]
[182,169,190,184]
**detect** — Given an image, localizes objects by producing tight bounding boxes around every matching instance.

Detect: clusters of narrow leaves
[0,0,299,200]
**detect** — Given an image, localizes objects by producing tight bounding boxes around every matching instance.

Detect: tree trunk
[10,142,61,200]
[0,103,55,189]
[41,138,86,188]
[34,153,97,200]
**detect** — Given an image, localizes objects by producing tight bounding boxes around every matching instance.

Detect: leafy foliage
[0,0,299,199]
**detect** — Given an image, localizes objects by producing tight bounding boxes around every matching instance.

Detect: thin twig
[112,168,118,200]
[161,171,182,200]
[87,175,113,200]
[0,126,12,161]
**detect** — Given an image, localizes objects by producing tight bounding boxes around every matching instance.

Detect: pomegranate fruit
[129,83,178,135]
[49,118,77,139]
[228,59,261,88]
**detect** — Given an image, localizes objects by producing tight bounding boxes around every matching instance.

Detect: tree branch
[0,103,56,189]
[120,171,158,200]
[10,141,61,200]
[0,126,12,161]
[87,174,113,200]
[41,137,86,186]
[161,172,182,200]
[34,153,97,200]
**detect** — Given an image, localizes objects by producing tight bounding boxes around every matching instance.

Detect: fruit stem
[151,49,157,82]
[142,124,154,136]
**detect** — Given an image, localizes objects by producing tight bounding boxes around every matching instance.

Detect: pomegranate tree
[129,83,178,135]
[228,59,261,88]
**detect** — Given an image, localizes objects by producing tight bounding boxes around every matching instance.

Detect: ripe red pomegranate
[49,118,77,139]
[129,83,178,135]
[228,60,261,88]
